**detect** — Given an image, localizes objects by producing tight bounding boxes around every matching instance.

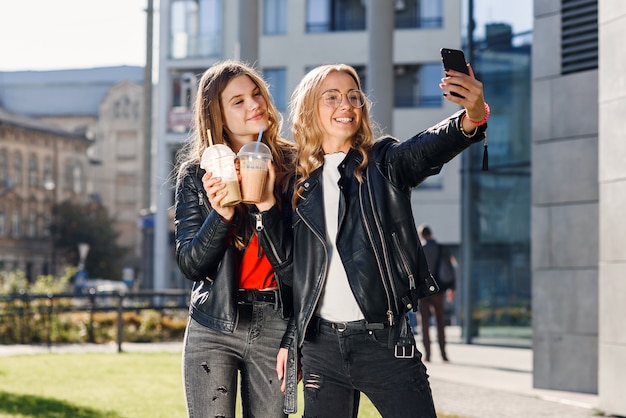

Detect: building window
[394,63,442,108]
[27,212,37,238]
[306,0,366,32]
[11,210,20,238]
[263,68,287,111]
[264,0,287,35]
[43,158,54,190]
[394,0,443,29]
[0,150,7,187]
[42,213,51,239]
[28,155,38,187]
[168,71,199,133]
[171,0,222,59]
[13,153,23,186]
[65,160,84,194]
[0,211,5,237]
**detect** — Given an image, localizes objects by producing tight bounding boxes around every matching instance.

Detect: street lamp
[75,242,90,293]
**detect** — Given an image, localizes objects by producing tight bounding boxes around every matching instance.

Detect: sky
[0,0,532,73]
[0,0,148,71]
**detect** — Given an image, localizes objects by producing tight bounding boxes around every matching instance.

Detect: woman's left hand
[440,64,487,130]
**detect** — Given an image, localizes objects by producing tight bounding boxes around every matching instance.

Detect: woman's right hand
[202,171,235,222]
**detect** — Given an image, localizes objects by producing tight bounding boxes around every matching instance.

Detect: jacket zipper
[359,180,397,326]
[295,206,329,347]
[392,232,418,307]
[254,213,283,264]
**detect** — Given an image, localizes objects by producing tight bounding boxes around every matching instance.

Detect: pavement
[0,327,607,418]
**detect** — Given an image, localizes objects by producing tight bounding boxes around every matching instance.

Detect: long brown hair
[288,64,374,207]
[175,60,294,249]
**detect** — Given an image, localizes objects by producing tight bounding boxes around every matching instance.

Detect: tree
[49,200,127,280]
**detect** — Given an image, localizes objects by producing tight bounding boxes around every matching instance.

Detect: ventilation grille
[561,0,598,75]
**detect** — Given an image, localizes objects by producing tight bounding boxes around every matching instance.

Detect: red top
[239,233,277,290]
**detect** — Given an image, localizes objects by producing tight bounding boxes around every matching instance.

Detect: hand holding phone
[440,48,469,98]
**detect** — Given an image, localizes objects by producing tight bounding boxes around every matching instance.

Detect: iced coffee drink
[237,142,273,204]
[201,144,242,207]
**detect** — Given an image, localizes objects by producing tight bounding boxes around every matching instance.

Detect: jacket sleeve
[382,110,487,189]
[174,168,234,281]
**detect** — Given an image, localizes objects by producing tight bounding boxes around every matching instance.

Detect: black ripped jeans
[300,318,437,418]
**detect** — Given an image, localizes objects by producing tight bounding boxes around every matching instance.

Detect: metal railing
[0,289,189,352]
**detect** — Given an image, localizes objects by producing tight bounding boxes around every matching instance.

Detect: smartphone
[440,48,469,98]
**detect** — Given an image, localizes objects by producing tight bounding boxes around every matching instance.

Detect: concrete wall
[531,0,599,394]
[597,1,626,415]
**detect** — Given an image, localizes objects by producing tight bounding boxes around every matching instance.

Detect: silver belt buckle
[394,344,415,359]
[333,322,348,332]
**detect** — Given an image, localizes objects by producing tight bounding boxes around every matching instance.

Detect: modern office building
[531,0,625,415]
[152,0,468,291]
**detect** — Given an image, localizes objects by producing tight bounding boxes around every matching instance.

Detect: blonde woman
[282,63,488,417]
[174,60,294,418]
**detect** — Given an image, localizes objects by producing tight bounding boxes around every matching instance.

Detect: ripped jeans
[300,317,436,418]
[182,303,287,418]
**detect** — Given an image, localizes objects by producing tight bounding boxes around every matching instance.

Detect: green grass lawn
[0,351,458,418]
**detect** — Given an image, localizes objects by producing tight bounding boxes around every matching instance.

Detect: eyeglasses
[320,89,366,109]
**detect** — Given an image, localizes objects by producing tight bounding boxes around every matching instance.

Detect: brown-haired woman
[173,60,294,417]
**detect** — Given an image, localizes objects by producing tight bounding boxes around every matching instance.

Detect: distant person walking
[418,224,456,362]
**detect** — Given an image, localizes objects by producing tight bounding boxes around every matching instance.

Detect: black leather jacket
[290,111,486,348]
[174,164,293,333]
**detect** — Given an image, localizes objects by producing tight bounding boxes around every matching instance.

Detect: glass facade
[461,0,533,346]
[170,0,222,59]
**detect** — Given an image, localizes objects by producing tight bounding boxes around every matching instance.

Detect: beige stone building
[0,67,146,282]
[0,108,90,279]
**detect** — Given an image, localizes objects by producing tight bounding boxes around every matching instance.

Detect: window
[263,68,287,111]
[28,155,38,187]
[13,153,22,186]
[306,0,365,32]
[0,211,5,237]
[168,71,199,133]
[394,63,442,108]
[264,0,287,35]
[395,0,443,29]
[11,210,20,238]
[65,160,84,194]
[171,0,222,59]
[0,150,7,186]
[43,158,54,190]
[27,212,37,238]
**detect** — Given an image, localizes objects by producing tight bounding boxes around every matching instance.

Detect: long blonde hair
[289,64,374,207]
[175,60,294,249]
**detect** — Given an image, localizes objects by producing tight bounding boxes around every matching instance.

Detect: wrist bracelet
[467,102,490,126]
[459,115,478,138]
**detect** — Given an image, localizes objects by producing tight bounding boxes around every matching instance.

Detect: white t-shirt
[316,152,364,322]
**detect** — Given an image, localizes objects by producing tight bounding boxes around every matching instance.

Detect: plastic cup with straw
[238,127,273,204]
[200,129,242,206]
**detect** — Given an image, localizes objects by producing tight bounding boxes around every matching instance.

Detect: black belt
[236,289,277,305]
[314,317,387,332]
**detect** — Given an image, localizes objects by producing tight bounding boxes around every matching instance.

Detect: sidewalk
[425,327,600,418]
[0,328,602,418]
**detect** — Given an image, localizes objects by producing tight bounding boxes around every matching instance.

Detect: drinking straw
[207,129,214,146]
[254,127,263,153]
